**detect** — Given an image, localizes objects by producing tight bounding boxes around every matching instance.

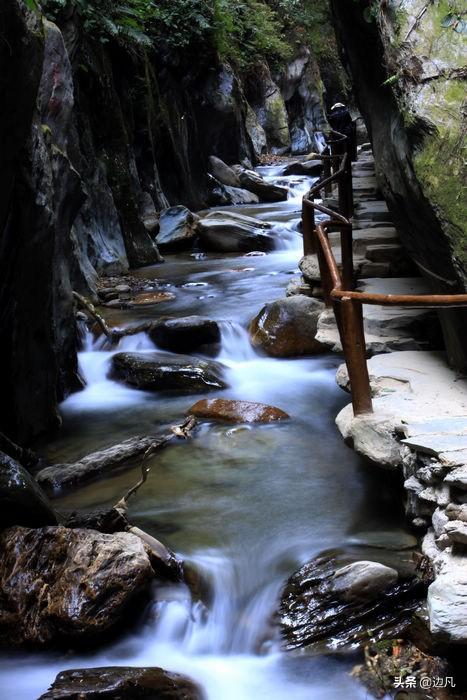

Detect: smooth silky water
[0,169,400,699]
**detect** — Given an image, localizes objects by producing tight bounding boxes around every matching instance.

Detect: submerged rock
[0,526,154,646]
[148,316,221,353]
[156,206,199,251]
[188,398,289,423]
[279,549,425,652]
[0,451,57,529]
[238,170,289,202]
[38,667,204,699]
[196,216,275,253]
[111,352,228,393]
[249,295,326,357]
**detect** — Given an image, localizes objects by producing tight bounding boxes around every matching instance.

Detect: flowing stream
[0,167,403,699]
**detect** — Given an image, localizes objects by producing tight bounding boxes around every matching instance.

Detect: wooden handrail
[302,132,467,416]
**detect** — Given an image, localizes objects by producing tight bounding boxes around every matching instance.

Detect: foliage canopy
[41,0,336,70]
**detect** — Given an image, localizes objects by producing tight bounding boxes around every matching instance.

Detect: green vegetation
[414,128,467,268]
[41,0,338,72]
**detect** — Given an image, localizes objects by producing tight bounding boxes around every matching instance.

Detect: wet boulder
[209,155,241,188]
[0,526,154,646]
[279,549,426,652]
[156,206,199,251]
[148,316,221,354]
[222,185,260,205]
[249,295,326,357]
[0,451,57,529]
[38,667,204,699]
[208,178,260,206]
[282,160,322,177]
[196,215,275,253]
[188,398,289,423]
[238,170,289,202]
[111,352,228,393]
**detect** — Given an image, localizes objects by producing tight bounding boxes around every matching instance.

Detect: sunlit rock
[249,295,326,357]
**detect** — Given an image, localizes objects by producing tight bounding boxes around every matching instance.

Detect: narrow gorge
[0,1,466,699]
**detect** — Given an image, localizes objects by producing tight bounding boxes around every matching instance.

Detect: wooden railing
[302,131,467,416]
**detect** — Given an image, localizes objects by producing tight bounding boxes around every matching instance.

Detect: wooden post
[317,234,333,306]
[339,297,373,415]
[302,198,316,255]
[323,147,332,198]
[340,223,354,292]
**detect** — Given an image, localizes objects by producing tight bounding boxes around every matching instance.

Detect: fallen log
[36,416,198,495]
[73,291,157,343]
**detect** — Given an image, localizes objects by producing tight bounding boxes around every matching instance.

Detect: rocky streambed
[0,164,434,699]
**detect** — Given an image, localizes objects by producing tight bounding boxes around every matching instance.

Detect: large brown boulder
[0,451,57,529]
[38,667,204,699]
[0,526,154,647]
[249,295,326,357]
[111,352,228,393]
[188,398,289,423]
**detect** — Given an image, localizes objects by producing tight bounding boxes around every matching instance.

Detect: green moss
[414,134,467,266]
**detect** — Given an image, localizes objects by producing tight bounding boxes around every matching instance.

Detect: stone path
[298,146,440,354]
[302,142,467,645]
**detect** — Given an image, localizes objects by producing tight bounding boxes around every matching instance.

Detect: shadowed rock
[111,352,228,392]
[239,171,289,202]
[0,526,154,647]
[148,317,221,353]
[38,667,204,699]
[156,206,199,251]
[209,155,241,188]
[196,216,275,253]
[0,451,57,529]
[282,160,322,176]
[188,398,289,423]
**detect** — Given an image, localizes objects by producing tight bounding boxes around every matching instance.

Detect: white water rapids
[0,166,398,700]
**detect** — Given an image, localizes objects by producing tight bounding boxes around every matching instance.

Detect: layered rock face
[331,0,467,371]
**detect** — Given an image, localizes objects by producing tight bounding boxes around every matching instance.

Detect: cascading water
[0,165,400,700]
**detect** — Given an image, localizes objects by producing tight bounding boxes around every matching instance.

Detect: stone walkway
[305,143,467,646]
[300,148,440,354]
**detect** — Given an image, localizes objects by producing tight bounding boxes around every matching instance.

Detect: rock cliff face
[0,1,327,444]
[0,3,81,443]
[331,0,467,371]
[246,49,328,156]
